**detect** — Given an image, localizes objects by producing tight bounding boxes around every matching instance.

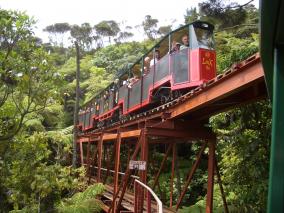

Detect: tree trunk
[72,41,80,168]
[175,144,182,196]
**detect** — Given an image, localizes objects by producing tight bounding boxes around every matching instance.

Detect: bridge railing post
[147,190,151,213]
[79,140,83,166]
[206,138,216,213]
[113,130,121,212]
[138,129,148,212]
[97,135,103,182]
[170,143,176,208]
[134,179,163,213]
[108,130,143,213]
[176,142,207,210]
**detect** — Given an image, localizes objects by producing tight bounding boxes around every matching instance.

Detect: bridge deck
[100,184,175,213]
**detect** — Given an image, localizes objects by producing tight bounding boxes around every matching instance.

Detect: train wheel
[159,88,171,104]
[97,120,105,128]
[118,107,123,120]
[160,95,168,104]
[173,90,182,99]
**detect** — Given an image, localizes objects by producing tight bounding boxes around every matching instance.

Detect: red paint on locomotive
[78,21,216,131]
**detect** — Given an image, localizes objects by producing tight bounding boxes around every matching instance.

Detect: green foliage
[142,15,159,40]
[0,9,63,142]
[70,23,93,50]
[43,23,71,46]
[184,7,199,24]
[82,66,113,102]
[57,184,105,213]
[2,132,86,211]
[198,0,247,29]
[94,20,120,46]
[39,102,65,128]
[147,144,208,207]
[216,32,259,72]
[210,101,271,211]
[183,102,271,212]
[56,54,113,125]
[92,40,154,75]
[158,25,172,37]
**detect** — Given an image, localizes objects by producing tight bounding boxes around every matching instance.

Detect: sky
[0,0,258,43]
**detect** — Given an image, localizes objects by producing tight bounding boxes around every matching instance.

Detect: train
[78,21,216,131]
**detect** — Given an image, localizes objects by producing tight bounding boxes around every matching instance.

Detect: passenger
[180,35,189,50]
[150,49,160,66]
[123,80,128,86]
[143,56,151,73]
[128,75,139,88]
[114,78,119,84]
[170,41,181,54]
[113,79,119,103]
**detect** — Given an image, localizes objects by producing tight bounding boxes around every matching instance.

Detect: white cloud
[0,0,258,42]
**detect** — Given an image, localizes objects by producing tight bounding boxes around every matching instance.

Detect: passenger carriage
[78,21,216,131]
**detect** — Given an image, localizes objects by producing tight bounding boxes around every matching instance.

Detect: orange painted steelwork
[169,54,264,119]
[77,54,266,213]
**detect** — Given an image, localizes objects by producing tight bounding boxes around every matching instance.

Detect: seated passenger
[143,56,151,74]
[123,80,128,86]
[169,41,181,54]
[180,35,189,50]
[150,49,160,66]
[113,79,119,103]
[128,75,139,88]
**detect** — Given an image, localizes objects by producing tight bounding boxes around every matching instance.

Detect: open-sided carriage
[78,21,216,131]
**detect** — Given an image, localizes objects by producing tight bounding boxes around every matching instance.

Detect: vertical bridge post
[206,138,216,213]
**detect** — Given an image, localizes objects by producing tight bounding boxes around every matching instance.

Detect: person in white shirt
[180,35,189,50]
[150,49,160,66]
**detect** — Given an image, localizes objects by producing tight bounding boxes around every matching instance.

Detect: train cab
[126,21,216,112]
[145,21,216,91]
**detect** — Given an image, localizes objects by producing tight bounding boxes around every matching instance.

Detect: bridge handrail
[134,179,163,213]
[90,165,140,179]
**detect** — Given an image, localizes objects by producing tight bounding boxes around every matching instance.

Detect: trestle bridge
[77,53,265,212]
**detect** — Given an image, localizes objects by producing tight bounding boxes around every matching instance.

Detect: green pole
[268,45,284,212]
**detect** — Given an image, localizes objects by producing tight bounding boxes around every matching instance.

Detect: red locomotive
[78,21,216,131]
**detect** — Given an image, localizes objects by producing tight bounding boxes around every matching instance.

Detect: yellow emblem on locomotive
[202,52,214,70]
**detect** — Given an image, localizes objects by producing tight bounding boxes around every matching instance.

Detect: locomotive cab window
[190,22,215,50]
[170,27,189,53]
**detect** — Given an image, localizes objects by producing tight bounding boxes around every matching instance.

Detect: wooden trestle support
[78,119,229,213]
[77,53,265,212]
